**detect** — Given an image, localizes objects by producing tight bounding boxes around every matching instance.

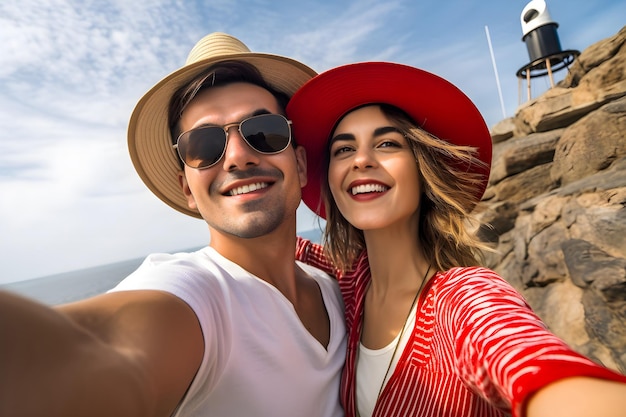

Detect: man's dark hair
[168,60,291,143]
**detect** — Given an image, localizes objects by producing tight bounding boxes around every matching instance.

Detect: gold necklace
[368,264,432,401]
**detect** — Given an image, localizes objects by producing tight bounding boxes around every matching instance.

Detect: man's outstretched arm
[0,289,203,417]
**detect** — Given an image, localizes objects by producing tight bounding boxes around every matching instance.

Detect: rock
[490,129,562,185]
[490,117,515,143]
[477,25,626,373]
[551,97,626,186]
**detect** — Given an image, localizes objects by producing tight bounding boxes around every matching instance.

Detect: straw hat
[128,32,317,218]
[286,62,493,219]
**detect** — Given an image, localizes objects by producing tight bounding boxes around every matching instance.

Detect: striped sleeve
[295,236,338,276]
[441,267,626,416]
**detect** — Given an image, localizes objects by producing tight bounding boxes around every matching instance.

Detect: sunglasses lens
[241,114,291,153]
[177,127,226,169]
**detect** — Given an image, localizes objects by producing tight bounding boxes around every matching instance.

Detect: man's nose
[221,127,261,170]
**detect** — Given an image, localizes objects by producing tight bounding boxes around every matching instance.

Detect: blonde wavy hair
[321,104,491,273]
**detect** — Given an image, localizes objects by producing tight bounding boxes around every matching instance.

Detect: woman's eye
[379,140,401,148]
[332,145,353,156]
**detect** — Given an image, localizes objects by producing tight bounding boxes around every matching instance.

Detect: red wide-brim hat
[286,62,492,219]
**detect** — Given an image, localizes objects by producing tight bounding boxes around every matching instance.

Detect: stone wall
[478,26,626,373]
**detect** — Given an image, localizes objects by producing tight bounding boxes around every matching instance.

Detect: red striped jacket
[296,238,626,417]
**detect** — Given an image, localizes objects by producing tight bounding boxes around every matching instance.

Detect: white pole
[485,25,507,119]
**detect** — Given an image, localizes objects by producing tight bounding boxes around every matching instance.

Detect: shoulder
[429,266,534,327]
[109,247,240,324]
[113,247,242,290]
[123,248,210,274]
[299,262,344,314]
[299,262,340,295]
[431,266,531,310]
[435,266,518,293]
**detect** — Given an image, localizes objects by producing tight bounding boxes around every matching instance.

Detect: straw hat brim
[286,62,493,219]
[128,43,317,218]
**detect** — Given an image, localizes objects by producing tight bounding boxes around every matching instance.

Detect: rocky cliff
[478,25,626,373]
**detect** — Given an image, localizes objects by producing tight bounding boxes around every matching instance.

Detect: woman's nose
[352,148,377,170]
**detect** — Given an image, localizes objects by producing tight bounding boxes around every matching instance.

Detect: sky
[1,0,624,284]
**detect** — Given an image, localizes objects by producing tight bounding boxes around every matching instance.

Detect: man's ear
[177,170,197,210]
[294,145,307,188]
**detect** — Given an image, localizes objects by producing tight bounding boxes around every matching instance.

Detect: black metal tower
[516,0,580,102]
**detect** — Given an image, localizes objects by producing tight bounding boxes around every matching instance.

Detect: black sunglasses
[173,113,293,169]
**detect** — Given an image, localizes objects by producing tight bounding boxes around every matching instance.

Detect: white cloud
[284,0,405,71]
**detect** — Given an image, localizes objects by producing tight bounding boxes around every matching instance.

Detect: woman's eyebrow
[329,133,355,145]
[330,126,401,144]
[373,126,402,136]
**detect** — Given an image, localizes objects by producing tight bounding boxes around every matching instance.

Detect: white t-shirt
[110,246,346,417]
[356,304,417,417]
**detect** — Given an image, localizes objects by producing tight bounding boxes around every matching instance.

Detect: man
[0,32,346,417]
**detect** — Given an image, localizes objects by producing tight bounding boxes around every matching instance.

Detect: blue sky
[1,0,624,284]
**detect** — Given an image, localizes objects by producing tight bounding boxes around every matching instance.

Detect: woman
[287,62,626,417]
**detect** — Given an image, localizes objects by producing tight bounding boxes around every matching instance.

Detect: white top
[110,246,346,417]
[356,305,417,417]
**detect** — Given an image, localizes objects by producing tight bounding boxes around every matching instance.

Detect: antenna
[485,25,507,119]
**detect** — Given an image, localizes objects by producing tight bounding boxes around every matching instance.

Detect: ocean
[1,256,146,305]
[1,230,322,305]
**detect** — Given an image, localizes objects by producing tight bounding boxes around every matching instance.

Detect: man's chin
[207,211,287,239]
